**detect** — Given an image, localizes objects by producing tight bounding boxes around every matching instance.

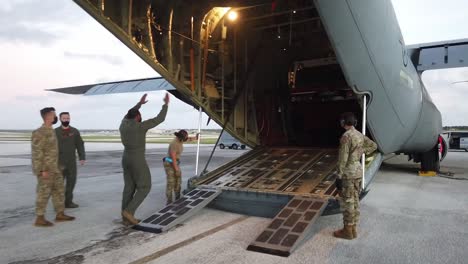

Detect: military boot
[55,212,76,222]
[122,210,140,225]
[122,217,141,226]
[352,225,358,238]
[333,225,354,240]
[65,202,79,208]
[34,215,54,227]
[122,218,131,226]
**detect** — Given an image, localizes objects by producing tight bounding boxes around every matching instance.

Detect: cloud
[64,51,124,65]
[392,0,468,44]
[0,90,220,130]
[0,24,58,45]
[0,0,84,45]
[0,0,467,130]
[422,67,468,126]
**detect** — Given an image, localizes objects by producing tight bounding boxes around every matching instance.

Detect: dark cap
[126,108,141,119]
[40,107,56,117]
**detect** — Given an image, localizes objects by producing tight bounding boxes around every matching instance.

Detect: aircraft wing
[48,77,175,96]
[407,38,468,72]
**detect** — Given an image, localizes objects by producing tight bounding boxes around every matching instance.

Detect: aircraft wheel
[219,144,225,149]
[232,144,239,150]
[420,144,440,172]
[241,145,246,150]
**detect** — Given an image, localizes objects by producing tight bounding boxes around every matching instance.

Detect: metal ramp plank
[134,187,222,233]
[247,196,328,257]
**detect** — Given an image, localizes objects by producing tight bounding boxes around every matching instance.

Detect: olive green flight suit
[55,126,85,205]
[31,125,65,216]
[119,102,168,214]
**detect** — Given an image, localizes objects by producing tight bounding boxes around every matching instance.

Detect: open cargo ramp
[195,147,340,198]
[134,187,222,233]
[247,196,328,257]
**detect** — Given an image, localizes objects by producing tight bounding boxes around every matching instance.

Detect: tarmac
[0,141,467,264]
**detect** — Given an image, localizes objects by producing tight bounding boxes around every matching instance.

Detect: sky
[0,0,468,129]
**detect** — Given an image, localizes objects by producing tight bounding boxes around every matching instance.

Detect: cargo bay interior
[200,3,364,148]
[82,1,369,197]
[194,3,367,197]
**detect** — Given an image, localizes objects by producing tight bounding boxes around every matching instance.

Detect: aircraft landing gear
[419,144,440,173]
[410,136,447,175]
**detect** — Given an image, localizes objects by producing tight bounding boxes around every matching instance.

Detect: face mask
[62,121,70,127]
[53,116,58,125]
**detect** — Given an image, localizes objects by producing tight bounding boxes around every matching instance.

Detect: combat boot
[333,225,354,240]
[122,218,131,226]
[122,210,140,225]
[55,212,76,222]
[65,202,79,208]
[34,215,54,227]
[352,225,358,238]
[122,217,141,226]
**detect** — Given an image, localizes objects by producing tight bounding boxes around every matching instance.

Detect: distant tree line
[443,126,468,131]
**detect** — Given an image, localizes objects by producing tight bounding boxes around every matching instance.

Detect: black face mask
[62,121,70,127]
[53,116,58,125]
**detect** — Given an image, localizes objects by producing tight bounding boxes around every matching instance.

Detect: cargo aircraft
[51,0,468,256]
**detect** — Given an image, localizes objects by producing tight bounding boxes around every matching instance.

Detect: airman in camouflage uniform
[334,112,377,239]
[31,107,75,227]
[119,93,169,225]
[163,130,198,204]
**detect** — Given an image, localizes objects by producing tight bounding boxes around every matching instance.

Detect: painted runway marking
[130,216,249,264]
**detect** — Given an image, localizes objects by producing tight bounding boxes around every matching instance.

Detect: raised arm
[132,94,148,110]
[187,133,200,142]
[123,94,148,120]
[141,105,168,131]
[141,93,170,131]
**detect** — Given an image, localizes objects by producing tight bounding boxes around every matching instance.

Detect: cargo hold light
[227,11,238,21]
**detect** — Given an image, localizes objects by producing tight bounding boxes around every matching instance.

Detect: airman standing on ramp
[164,130,198,204]
[119,93,169,225]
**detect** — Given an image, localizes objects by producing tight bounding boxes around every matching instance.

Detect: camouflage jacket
[337,127,377,179]
[31,125,60,176]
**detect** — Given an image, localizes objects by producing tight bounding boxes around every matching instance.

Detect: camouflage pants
[164,162,182,203]
[339,178,361,225]
[36,173,65,216]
